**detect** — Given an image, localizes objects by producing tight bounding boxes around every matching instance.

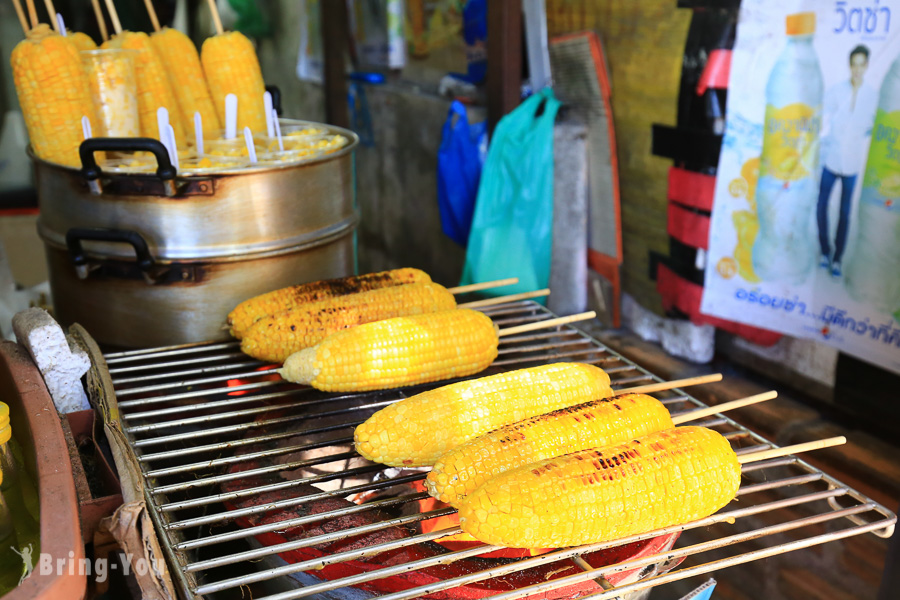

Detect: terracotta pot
[0,342,86,600]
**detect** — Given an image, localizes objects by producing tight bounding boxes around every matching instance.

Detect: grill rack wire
[92,301,895,599]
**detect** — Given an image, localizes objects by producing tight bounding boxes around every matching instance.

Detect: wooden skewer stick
[671,391,777,425]
[498,311,596,337]
[42,0,58,31]
[102,0,122,35]
[12,0,29,33]
[738,436,846,465]
[142,0,160,32]
[24,0,38,28]
[447,278,519,295]
[613,373,723,396]
[91,0,108,41]
[206,0,224,35]
[458,289,550,309]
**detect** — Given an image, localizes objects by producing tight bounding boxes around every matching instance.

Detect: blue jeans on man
[816,166,857,277]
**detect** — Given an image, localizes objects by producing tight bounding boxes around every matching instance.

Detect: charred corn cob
[68,32,97,52]
[458,426,741,548]
[11,24,96,167]
[426,393,674,505]
[279,309,499,393]
[103,32,185,145]
[201,31,266,132]
[150,27,220,136]
[355,363,612,467]
[228,268,431,339]
[241,282,457,363]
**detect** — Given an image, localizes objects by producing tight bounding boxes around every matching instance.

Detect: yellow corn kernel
[150,27,220,136]
[228,268,432,339]
[279,309,499,392]
[241,282,457,363]
[68,32,97,52]
[355,363,613,467]
[458,426,741,549]
[103,32,186,146]
[426,393,674,505]
[201,31,266,132]
[11,24,96,168]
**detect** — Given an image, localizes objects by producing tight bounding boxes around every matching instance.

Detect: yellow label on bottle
[862,108,900,204]
[760,103,821,182]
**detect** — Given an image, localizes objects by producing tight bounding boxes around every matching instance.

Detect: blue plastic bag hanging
[460,88,561,298]
[437,101,487,246]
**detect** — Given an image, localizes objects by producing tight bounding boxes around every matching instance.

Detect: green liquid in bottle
[0,476,24,594]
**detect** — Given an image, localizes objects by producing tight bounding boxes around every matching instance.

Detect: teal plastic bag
[460,89,561,298]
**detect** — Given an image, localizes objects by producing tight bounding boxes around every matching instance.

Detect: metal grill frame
[95,301,897,600]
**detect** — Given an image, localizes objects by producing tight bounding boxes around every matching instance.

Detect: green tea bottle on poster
[844,53,900,313]
[753,12,823,283]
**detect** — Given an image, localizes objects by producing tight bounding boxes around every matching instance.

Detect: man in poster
[816,45,878,278]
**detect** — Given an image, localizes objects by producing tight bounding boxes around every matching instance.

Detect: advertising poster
[701,0,900,373]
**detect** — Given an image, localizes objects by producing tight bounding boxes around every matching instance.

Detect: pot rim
[30,119,360,177]
[38,210,359,264]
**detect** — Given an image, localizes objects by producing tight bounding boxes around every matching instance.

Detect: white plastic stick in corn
[157,106,169,142]
[225,93,237,139]
[194,112,204,155]
[167,123,179,169]
[82,116,92,140]
[273,109,283,151]
[244,126,257,163]
[56,12,66,35]
[263,91,274,137]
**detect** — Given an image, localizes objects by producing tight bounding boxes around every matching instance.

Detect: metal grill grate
[101,301,896,599]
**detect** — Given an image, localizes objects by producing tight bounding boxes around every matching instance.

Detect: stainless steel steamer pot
[34,125,359,348]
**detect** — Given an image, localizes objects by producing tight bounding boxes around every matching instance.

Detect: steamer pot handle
[79,138,177,196]
[66,227,155,280]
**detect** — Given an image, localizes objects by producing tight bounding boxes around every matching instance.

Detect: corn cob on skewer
[426,393,673,505]
[103,31,186,145]
[279,309,500,393]
[201,31,266,132]
[11,24,96,168]
[229,268,431,339]
[458,426,741,548]
[150,27,220,136]
[68,31,97,51]
[241,282,457,363]
[355,363,613,467]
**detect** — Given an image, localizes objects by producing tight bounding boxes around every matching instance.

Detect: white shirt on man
[821,79,878,176]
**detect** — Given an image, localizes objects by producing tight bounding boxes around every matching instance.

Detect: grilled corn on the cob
[11,24,96,167]
[103,32,185,145]
[201,31,266,132]
[228,268,431,339]
[458,426,741,548]
[241,282,457,363]
[150,27,220,136]
[355,363,612,467]
[426,393,673,505]
[279,309,499,393]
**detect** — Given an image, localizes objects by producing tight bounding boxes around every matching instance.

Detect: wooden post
[321,0,349,129]
[487,0,523,133]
